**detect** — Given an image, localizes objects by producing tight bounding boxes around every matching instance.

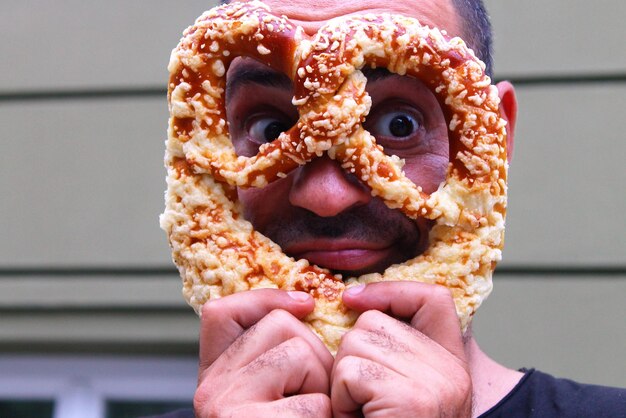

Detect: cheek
[402,154,449,194]
[398,119,449,194]
[238,177,293,230]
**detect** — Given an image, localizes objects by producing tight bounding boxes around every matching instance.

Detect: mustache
[262,199,421,249]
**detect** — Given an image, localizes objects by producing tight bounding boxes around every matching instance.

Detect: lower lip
[295,247,394,273]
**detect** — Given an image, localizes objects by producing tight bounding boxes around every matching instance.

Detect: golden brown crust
[161,0,508,353]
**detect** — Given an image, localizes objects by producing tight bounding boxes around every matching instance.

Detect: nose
[289,155,371,217]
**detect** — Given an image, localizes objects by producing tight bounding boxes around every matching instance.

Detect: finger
[250,393,332,418]
[241,337,330,399]
[333,311,419,379]
[199,289,314,370]
[332,355,462,418]
[331,355,399,418]
[334,311,465,381]
[342,282,465,358]
[223,309,333,374]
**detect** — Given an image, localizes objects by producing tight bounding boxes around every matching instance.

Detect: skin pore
[195,0,522,416]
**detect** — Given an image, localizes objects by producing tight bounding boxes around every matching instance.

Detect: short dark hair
[450,0,493,76]
[217,0,493,75]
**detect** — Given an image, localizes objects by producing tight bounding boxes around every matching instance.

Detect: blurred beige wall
[1,1,624,387]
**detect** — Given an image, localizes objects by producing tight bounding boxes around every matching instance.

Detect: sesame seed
[257,44,271,55]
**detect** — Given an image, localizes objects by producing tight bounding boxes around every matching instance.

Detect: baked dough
[161,0,508,353]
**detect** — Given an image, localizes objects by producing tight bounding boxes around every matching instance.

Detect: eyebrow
[226,62,293,101]
[225,63,397,101]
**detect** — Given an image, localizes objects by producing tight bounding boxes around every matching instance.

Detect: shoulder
[481,369,626,418]
[530,370,626,417]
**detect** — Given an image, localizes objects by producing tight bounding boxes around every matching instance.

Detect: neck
[464,334,524,417]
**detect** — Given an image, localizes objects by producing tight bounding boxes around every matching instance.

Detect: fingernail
[287,291,310,302]
[344,284,365,296]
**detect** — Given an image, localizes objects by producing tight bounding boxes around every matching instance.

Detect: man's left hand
[331,282,473,418]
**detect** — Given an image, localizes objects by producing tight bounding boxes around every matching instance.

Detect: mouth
[286,239,396,276]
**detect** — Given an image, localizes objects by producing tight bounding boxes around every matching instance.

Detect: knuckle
[285,394,331,417]
[338,327,364,349]
[415,372,471,416]
[429,284,453,301]
[194,386,223,418]
[354,309,382,327]
[284,337,323,370]
[307,394,333,416]
[263,309,306,336]
[452,370,473,399]
[406,387,442,416]
[334,355,360,380]
[278,337,309,365]
[192,389,206,411]
[242,336,315,376]
[200,300,223,320]
[315,395,333,416]
[266,308,295,324]
[287,335,312,354]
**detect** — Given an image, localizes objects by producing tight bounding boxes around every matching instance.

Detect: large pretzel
[161,0,508,353]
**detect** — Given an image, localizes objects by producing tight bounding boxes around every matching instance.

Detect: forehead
[227,0,463,98]
[259,0,462,37]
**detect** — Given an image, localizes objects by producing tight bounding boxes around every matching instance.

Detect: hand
[331,282,472,418]
[194,289,333,417]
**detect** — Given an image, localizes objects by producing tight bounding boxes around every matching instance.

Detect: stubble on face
[227,0,459,276]
[256,198,426,277]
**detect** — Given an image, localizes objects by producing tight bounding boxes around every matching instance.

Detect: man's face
[226,0,463,277]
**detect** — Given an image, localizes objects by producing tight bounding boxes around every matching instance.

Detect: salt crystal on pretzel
[160,0,508,353]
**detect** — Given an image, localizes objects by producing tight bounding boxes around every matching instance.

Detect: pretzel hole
[357,66,449,195]
[225,59,449,210]
[225,58,300,159]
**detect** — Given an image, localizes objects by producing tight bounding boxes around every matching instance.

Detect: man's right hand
[193,289,333,417]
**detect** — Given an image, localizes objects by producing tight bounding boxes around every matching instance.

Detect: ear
[496,81,518,163]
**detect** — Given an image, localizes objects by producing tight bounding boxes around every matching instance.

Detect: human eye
[376,111,420,138]
[233,112,293,157]
[246,115,290,145]
[364,102,426,150]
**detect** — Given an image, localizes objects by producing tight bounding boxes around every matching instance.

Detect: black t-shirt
[480,369,626,417]
[144,369,626,418]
